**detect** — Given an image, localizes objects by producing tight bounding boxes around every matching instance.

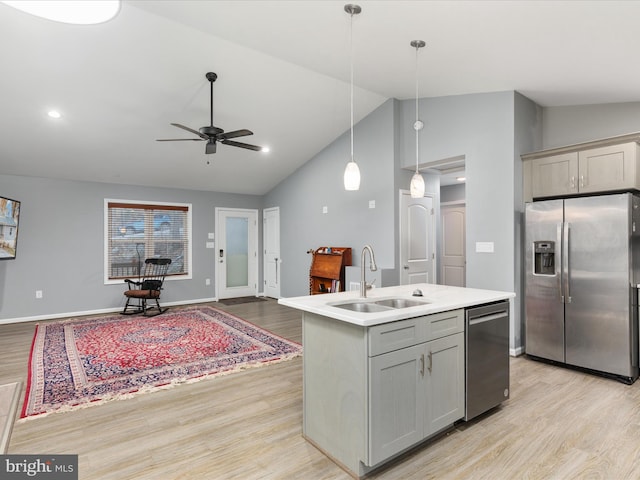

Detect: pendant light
[343,4,362,191]
[410,40,426,198]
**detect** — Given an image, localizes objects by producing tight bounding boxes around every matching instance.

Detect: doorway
[215,208,258,299]
[440,203,466,286]
[399,191,436,285]
[263,207,281,298]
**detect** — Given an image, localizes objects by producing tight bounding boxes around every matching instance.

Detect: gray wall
[264,99,399,297]
[542,101,640,149]
[514,92,543,353]
[0,174,262,322]
[400,91,517,294]
[441,184,465,204]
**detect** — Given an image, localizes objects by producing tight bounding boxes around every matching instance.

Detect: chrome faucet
[360,244,378,297]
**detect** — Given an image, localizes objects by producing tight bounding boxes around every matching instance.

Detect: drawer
[424,309,464,341]
[368,318,426,357]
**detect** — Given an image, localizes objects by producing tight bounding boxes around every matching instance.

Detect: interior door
[216,208,258,299]
[440,204,466,286]
[400,191,435,285]
[263,207,281,298]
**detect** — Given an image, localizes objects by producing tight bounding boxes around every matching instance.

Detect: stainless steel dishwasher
[465,300,510,421]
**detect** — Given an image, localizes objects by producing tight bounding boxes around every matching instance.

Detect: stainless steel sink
[330,297,429,313]
[374,298,429,309]
[331,302,392,313]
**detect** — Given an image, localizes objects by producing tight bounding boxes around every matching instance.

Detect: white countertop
[278,283,515,327]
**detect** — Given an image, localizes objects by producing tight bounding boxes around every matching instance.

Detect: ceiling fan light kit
[157,71,264,156]
[343,4,361,191]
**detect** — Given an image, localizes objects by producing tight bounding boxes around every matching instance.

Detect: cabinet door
[426,332,464,435]
[368,344,425,466]
[578,143,638,193]
[531,152,579,198]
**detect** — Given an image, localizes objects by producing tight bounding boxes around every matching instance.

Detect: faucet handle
[412,288,423,297]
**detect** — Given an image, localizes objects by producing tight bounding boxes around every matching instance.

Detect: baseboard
[0,297,218,325]
[510,346,525,357]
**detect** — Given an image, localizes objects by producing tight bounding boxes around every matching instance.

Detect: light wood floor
[2,299,640,479]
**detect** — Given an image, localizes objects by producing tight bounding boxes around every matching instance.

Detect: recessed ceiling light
[47,110,62,119]
[1,1,120,25]
[261,146,270,153]
[456,176,466,182]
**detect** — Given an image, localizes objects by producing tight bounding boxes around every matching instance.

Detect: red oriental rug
[21,305,302,419]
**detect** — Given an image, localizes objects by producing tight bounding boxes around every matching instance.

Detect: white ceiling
[2,0,640,195]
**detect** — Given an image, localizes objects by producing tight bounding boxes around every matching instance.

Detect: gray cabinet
[368,312,464,466]
[525,138,640,200]
[302,308,464,477]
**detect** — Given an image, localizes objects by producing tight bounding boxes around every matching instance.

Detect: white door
[216,208,258,299]
[399,191,435,285]
[263,207,281,298]
[440,204,466,287]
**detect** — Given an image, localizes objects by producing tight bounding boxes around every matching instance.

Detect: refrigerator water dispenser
[534,241,555,275]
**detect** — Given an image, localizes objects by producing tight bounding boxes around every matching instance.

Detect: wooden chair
[122,258,171,316]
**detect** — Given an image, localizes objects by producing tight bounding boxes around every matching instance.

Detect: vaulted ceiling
[2,1,639,194]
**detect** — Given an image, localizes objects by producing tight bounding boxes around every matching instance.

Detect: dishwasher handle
[468,310,508,326]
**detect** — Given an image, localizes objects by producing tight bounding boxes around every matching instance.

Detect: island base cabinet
[302,309,465,478]
[368,332,464,466]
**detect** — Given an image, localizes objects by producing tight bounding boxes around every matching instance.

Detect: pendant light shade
[344,161,361,190]
[410,171,425,198]
[410,40,426,198]
[343,4,362,191]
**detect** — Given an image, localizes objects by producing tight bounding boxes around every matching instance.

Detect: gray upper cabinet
[523,134,640,201]
[531,152,579,198]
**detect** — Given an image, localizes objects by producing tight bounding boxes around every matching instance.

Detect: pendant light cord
[415,44,419,174]
[350,10,355,162]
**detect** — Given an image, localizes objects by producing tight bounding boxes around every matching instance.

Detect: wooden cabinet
[578,143,638,193]
[531,152,579,198]
[367,310,464,466]
[309,247,351,294]
[302,308,464,477]
[524,135,640,200]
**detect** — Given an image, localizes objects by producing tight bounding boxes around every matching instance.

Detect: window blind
[107,202,190,280]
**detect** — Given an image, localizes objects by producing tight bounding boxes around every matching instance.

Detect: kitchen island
[279,283,515,478]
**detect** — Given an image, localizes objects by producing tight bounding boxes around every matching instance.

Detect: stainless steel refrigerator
[525,193,639,383]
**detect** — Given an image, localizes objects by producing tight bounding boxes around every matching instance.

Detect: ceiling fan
[157,72,263,155]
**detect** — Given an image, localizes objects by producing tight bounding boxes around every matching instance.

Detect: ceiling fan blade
[170,123,208,140]
[156,138,205,142]
[205,140,217,154]
[218,129,253,140]
[221,139,263,151]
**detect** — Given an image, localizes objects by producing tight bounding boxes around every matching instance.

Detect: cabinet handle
[570,176,576,189]
[420,353,425,377]
[427,351,433,374]
[580,175,585,188]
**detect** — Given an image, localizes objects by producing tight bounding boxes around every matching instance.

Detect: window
[105,199,192,283]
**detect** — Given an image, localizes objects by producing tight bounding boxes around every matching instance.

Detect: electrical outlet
[35,290,43,299]
[205,278,211,286]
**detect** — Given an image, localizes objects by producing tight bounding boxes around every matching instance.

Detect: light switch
[208,232,215,240]
[369,200,376,209]
[206,241,215,249]
[475,242,494,253]
[322,206,328,214]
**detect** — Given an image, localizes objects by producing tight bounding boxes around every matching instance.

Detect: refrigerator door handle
[557,222,564,303]
[563,221,571,303]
